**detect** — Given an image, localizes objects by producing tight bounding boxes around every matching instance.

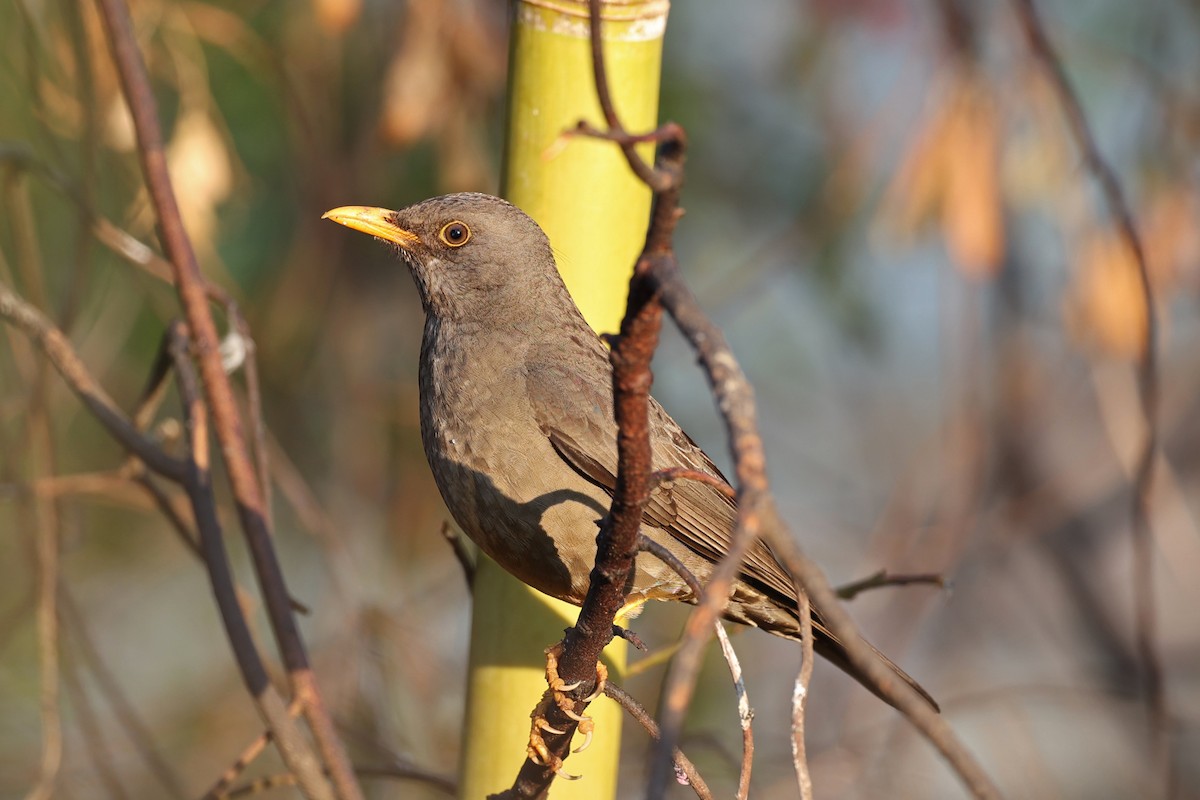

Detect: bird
[323,192,937,711]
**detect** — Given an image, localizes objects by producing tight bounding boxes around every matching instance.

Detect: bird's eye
[439,221,471,247]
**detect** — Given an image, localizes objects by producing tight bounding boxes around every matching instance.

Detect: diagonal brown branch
[0,282,186,481]
[91,2,360,797]
[164,322,335,800]
[603,682,712,800]
[498,152,666,800]
[647,247,1003,800]
[1011,0,1165,790]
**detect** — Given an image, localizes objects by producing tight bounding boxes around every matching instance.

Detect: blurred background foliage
[2,0,1199,797]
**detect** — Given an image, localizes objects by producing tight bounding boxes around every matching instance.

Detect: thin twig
[791,590,814,800]
[133,335,311,615]
[441,521,477,590]
[8,171,65,800]
[13,234,63,800]
[603,683,712,800]
[583,1,665,191]
[714,623,754,800]
[203,722,281,800]
[135,471,203,558]
[1010,0,1165,790]
[836,570,946,601]
[0,281,187,481]
[638,535,754,798]
[650,466,737,500]
[0,144,235,306]
[165,323,334,800]
[220,764,456,799]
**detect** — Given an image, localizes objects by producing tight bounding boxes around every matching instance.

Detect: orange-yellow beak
[321,206,420,248]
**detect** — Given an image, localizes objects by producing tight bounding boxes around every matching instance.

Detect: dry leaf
[942,84,1003,277]
[1065,230,1149,359]
[380,0,451,145]
[1144,185,1200,291]
[378,0,504,175]
[313,0,363,35]
[167,108,233,247]
[878,69,1005,279]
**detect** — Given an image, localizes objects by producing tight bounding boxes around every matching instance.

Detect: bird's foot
[545,641,608,707]
[526,713,580,780]
[523,642,608,773]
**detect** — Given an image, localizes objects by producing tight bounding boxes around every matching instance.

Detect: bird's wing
[525,353,943,713]
[524,355,799,603]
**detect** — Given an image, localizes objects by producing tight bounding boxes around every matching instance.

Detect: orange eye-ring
[439,221,471,247]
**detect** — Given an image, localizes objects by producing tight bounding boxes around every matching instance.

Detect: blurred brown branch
[93,0,360,796]
[836,570,946,601]
[1011,0,1166,792]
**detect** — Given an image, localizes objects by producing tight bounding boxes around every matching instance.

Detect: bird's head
[323,193,564,325]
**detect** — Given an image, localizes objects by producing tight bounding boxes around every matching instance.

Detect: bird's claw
[522,642,610,772]
[535,717,566,736]
[546,643,606,749]
[526,721,582,779]
[583,677,607,703]
[562,705,589,724]
[544,643,609,702]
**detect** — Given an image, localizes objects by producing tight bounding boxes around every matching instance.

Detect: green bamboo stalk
[456,2,667,797]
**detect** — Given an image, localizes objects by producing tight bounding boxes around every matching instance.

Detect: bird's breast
[417,328,603,601]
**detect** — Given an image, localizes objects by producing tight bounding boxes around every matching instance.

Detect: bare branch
[790,590,814,800]
[650,467,737,500]
[0,282,187,481]
[836,570,946,601]
[1010,0,1166,789]
[714,623,754,800]
[603,683,712,800]
[165,323,334,800]
[500,142,665,800]
[501,1,1004,797]
[441,521,477,589]
[202,720,287,800]
[93,2,359,795]
[638,535,753,799]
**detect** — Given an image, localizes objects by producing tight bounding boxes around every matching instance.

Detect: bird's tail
[813,630,940,712]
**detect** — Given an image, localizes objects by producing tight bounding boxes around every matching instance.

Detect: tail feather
[721,588,940,712]
[813,630,941,713]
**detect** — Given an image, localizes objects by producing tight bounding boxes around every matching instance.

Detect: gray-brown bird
[323,193,937,711]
